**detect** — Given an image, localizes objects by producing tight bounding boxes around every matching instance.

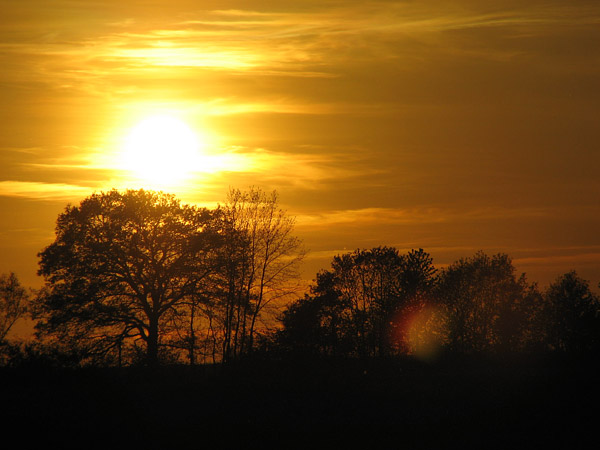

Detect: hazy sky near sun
[1,0,599,289]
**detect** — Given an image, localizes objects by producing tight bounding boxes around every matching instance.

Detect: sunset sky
[1,0,599,291]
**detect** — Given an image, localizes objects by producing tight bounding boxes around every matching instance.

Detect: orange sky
[1,0,599,291]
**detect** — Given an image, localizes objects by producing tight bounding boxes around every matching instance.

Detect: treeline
[276,248,600,359]
[1,188,599,368]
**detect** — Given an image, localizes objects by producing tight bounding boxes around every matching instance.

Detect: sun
[121,115,202,187]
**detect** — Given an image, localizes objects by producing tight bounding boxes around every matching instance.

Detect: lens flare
[388,304,447,362]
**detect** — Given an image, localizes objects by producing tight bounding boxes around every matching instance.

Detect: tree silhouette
[544,271,600,353]
[279,247,437,358]
[435,252,539,354]
[214,187,304,362]
[0,272,29,342]
[35,189,220,366]
[279,270,354,357]
[389,248,438,355]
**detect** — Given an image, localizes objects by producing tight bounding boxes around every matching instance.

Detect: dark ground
[2,354,598,447]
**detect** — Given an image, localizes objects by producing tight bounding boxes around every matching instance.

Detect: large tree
[35,189,220,366]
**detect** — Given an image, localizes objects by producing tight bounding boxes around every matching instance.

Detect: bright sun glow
[121,115,203,187]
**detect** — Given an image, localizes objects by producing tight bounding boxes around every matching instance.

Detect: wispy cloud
[0,143,363,201]
[226,148,369,186]
[0,181,93,201]
[514,247,600,268]
[295,205,550,229]
[4,1,598,96]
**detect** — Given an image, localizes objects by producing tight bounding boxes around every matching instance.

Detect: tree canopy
[35,189,220,365]
[544,271,600,353]
[32,187,305,366]
[278,248,600,359]
[278,247,438,358]
[435,252,543,353]
[215,187,304,362]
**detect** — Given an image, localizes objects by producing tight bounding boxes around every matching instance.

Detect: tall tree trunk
[147,317,159,367]
[248,257,268,353]
[188,302,196,365]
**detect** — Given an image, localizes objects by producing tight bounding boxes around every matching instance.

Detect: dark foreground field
[2,354,598,447]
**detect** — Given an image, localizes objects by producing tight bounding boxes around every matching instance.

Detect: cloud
[5,1,598,95]
[230,148,368,185]
[0,142,363,202]
[0,181,93,201]
[514,247,600,268]
[295,205,550,229]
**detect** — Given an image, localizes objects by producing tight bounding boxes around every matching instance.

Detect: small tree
[435,251,539,354]
[35,189,220,366]
[278,270,354,357]
[215,187,305,362]
[544,271,600,353]
[0,272,29,342]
